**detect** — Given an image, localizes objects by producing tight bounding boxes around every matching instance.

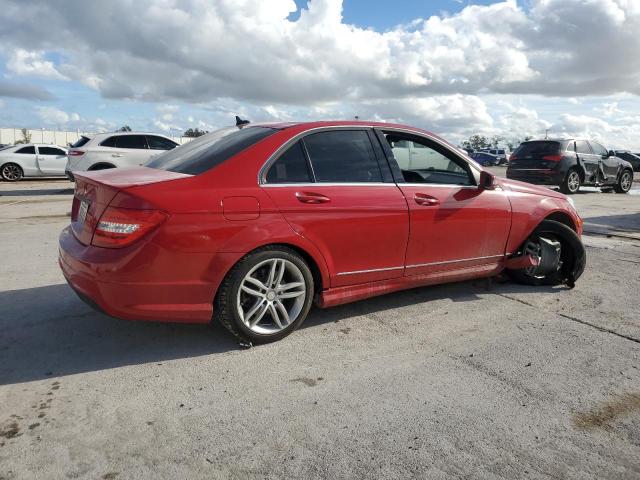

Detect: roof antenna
[235,115,250,127]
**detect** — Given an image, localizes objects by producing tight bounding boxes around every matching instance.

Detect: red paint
[59,121,583,324]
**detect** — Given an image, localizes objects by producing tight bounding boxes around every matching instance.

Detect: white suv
[65,132,179,179]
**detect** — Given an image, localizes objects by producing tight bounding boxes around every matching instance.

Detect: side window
[16,146,36,154]
[115,135,148,149]
[147,136,178,150]
[39,147,65,155]
[589,142,608,156]
[384,132,472,186]
[265,141,312,184]
[566,141,576,152]
[100,136,117,147]
[575,140,592,154]
[303,130,382,183]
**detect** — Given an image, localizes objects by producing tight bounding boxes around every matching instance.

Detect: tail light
[543,155,563,162]
[92,206,168,248]
[508,154,517,162]
[68,150,85,156]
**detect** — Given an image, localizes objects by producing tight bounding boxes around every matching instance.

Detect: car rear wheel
[215,246,314,344]
[1,163,24,182]
[506,220,586,287]
[614,169,633,193]
[560,169,581,194]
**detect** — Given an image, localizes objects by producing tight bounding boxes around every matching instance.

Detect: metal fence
[0,128,189,146]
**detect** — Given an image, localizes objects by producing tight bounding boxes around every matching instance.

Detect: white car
[65,132,179,179]
[0,143,68,181]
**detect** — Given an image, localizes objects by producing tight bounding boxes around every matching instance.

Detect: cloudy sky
[0,0,639,148]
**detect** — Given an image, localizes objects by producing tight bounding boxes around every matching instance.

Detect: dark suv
[507,139,634,194]
[614,150,640,172]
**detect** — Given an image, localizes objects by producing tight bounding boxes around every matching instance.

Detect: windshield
[514,141,562,157]
[146,126,278,175]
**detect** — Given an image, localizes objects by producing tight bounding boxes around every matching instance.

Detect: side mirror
[608,150,615,157]
[479,170,496,190]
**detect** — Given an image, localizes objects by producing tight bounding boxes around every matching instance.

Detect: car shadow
[583,212,640,234]
[0,278,568,386]
[0,187,73,197]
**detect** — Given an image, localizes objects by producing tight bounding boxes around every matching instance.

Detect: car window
[39,147,65,155]
[265,140,312,184]
[115,135,148,149]
[566,141,576,152]
[147,126,277,175]
[147,135,178,150]
[302,130,382,183]
[384,132,472,186]
[16,146,35,154]
[99,136,117,147]
[589,142,608,156]
[70,136,90,148]
[575,140,591,154]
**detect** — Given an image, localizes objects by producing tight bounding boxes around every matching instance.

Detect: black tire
[1,163,24,182]
[506,220,586,287]
[215,246,314,344]
[89,163,116,171]
[614,169,633,194]
[560,168,581,194]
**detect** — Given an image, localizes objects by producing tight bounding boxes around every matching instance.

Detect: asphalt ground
[1,174,639,479]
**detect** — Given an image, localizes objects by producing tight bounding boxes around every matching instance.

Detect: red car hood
[497,177,567,199]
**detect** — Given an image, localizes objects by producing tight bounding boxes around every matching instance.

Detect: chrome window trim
[262,182,395,188]
[405,254,504,269]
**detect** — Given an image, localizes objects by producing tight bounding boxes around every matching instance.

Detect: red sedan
[59,121,586,343]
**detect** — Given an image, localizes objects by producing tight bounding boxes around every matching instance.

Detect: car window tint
[147,135,178,150]
[266,141,312,184]
[303,130,382,183]
[16,146,35,154]
[39,147,65,155]
[384,132,472,186]
[70,136,90,148]
[575,140,591,154]
[100,136,117,147]
[146,126,277,175]
[589,142,608,156]
[115,135,148,149]
[514,141,560,156]
[566,141,575,152]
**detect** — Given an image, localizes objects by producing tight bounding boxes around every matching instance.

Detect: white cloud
[36,106,69,124]
[6,49,66,80]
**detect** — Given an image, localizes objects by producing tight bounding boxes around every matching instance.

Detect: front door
[575,140,598,182]
[37,146,68,175]
[379,129,511,277]
[262,129,409,288]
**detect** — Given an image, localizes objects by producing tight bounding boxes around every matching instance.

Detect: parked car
[507,139,634,194]
[469,151,500,166]
[65,132,179,180]
[59,121,586,344]
[0,143,68,181]
[614,150,640,172]
[480,148,510,164]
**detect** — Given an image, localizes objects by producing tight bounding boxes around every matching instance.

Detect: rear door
[113,135,150,166]
[575,140,597,181]
[11,146,38,175]
[262,128,409,287]
[377,129,511,278]
[37,146,67,174]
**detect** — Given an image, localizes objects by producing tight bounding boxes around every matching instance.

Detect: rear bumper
[506,169,564,185]
[58,226,214,323]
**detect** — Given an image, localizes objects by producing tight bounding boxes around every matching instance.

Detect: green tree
[183,128,208,138]
[118,125,132,132]
[461,135,489,152]
[14,128,32,145]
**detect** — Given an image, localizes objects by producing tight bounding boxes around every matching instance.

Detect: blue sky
[0,0,639,149]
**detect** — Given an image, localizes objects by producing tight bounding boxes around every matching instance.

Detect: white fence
[0,128,189,146]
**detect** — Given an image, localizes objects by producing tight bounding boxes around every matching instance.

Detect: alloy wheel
[567,171,580,193]
[620,171,632,192]
[236,258,307,334]
[2,164,21,181]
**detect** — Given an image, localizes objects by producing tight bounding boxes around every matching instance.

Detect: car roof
[9,143,67,148]
[89,131,175,140]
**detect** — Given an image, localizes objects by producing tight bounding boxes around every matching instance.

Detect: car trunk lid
[70,167,191,245]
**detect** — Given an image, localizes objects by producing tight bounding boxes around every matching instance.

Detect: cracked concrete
[0,177,639,479]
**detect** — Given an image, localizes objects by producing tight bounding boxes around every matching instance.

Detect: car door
[11,145,38,176]
[37,146,67,175]
[575,140,597,182]
[262,128,409,288]
[113,135,150,166]
[590,141,618,181]
[376,129,511,279]
[146,135,179,163]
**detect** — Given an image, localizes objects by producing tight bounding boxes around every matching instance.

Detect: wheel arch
[543,211,577,232]
[0,161,25,179]
[88,162,116,171]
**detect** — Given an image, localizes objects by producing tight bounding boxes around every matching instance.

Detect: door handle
[295,191,331,204]
[112,153,123,158]
[413,193,440,206]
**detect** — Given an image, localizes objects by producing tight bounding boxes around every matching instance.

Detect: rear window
[70,136,90,148]
[513,141,561,157]
[146,126,277,175]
